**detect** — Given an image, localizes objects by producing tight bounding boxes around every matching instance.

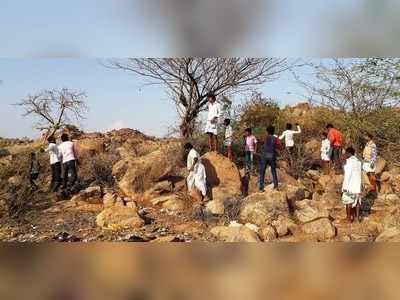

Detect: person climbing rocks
[363,133,378,193]
[320,132,332,175]
[259,126,282,192]
[326,123,344,173]
[243,128,257,176]
[223,118,233,161]
[204,93,221,152]
[184,143,207,202]
[58,133,79,192]
[279,123,301,154]
[342,147,363,223]
[29,152,40,191]
[45,135,62,192]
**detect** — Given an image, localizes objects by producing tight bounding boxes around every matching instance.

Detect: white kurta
[224,125,233,147]
[204,102,221,135]
[279,126,301,147]
[187,149,207,196]
[342,156,362,207]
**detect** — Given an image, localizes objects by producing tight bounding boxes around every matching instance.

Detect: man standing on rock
[205,93,221,152]
[58,133,79,193]
[363,133,378,193]
[259,126,282,192]
[184,143,207,201]
[326,124,344,173]
[45,135,62,192]
[342,147,363,223]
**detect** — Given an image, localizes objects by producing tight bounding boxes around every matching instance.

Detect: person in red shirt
[326,124,344,173]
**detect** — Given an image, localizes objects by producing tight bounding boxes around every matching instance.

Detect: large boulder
[150,194,186,212]
[239,191,290,227]
[304,139,321,161]
[71,186,103,204]
[380,171,391,182]
[381,206,400,231]
[318,174,343,193]
[96,204,144,229]
[246,169,298,195]
[210,225,260,242]
[202,152,241,197]
[301,218,336,241]
[76,137,106,155]
[103,193,125,208]
[205,199,225,215]
[375,227,400,242]
[113,142,182,201]
[374,158,387,175]
[392,175,400,194]
[294,199,330,224]
[259,226,277,242]
[272,215,298,237]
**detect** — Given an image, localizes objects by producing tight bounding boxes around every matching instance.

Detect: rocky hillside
[0,124,399,242]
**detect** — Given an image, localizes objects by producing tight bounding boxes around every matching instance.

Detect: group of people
[29,133,79,194]
[186,94,380,223]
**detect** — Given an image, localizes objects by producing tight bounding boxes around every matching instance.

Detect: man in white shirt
[58,133,79,191]
[279,123,302,153]
[45,135,62,192]
[204,93,221,152]
[224,118,233,161]
[320,132,332,175]
[184,143,207,201]
[342,147,363,223]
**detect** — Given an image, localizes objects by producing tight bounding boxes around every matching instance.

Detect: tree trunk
[180,109,198,138]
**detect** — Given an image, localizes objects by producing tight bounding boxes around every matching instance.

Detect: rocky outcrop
[202,152,242,197]
[113,142,183,201]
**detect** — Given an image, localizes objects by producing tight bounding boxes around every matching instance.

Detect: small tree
[235,91,281,136]
[110,58,289,137]
[297,58,400,162]
[16,88,88,136]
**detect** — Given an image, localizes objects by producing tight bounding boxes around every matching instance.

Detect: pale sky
[0,58,311,138]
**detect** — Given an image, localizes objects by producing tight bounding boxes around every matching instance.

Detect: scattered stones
[375,227,400,242]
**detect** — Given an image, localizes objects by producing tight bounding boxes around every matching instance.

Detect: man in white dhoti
[184,143,207,201]
[342,147,363,223]
[204,93,221,152]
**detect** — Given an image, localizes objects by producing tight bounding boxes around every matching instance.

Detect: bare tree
[297,58,400,116]
[296,58,400,160]
[16,88,88,136]
[110,58,289,137]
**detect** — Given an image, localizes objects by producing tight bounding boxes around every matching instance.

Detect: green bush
[0,148,10,158]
